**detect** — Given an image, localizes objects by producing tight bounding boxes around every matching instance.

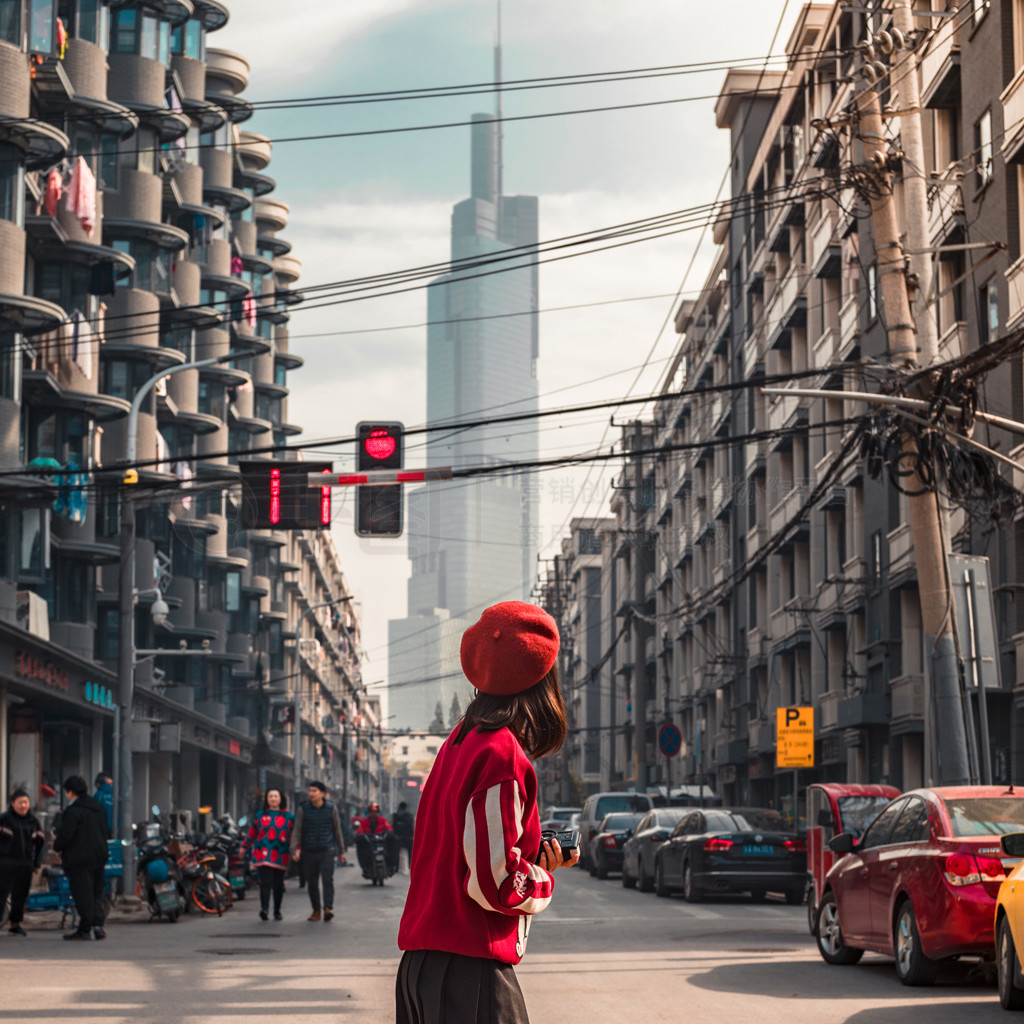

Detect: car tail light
[603,836,617,848]
[943,853,981,886]
[976,855,1005,880]
[704,837,734,852]
[784,838,807,854]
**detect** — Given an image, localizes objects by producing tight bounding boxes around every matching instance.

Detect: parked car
[653,807,805,903]
[994,831,1024,1010]
[578,792,656,871]
[806,783,900,935]
[622,808,688,892]
[588,812,644,879]
[540,805,581,833]
[816,786,1024,986]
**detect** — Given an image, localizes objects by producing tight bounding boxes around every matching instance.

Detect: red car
[816,786,1024,986]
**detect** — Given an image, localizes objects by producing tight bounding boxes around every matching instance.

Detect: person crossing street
[290,781,345,921]
[0,789,45,936]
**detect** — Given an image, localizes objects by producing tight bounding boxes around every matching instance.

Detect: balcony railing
[888,522,914,578]
[1001,65,1024,162]
[920,14,960,110]
[768,484,808,537]
[819,691,843,732]
[1007,255,1024,330]
[891,675,924,722]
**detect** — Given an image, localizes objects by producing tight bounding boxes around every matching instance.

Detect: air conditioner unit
[168,809,192,835]
[16,590,49,641]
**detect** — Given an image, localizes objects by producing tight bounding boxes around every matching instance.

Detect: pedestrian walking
[289,781,345,922]
[93,773,114,834]
[391,801,414,874]
[0,789,45,936]
[397,601,579,1024]
[52,775,109,941]
[242,789,294,921]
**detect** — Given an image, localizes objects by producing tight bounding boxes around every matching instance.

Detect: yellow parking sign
[777,706,815,768]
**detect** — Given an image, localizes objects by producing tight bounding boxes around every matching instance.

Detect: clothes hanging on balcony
[230,256,244,276]
[65,156,96,237]
[69,310,94,379]
[43,168,62,216]
[243,291,256,328]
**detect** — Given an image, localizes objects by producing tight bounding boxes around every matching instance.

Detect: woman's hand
[538,838,579,873]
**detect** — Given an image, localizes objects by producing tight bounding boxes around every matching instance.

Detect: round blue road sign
[659,723,682,758]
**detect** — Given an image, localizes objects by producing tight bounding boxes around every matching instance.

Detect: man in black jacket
[289,781,345,922]
[0,789,45,935]
[53,775,108,940]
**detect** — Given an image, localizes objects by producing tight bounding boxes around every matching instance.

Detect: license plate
[743,844,774,856]
[156,882,178,911]
[230,873,245,885]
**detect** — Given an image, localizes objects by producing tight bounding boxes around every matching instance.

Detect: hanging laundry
[173,461,194,512]
[56,18,67,60]
[243,291,256,328]
[54,460,88,524]
[43,168,62,216]
[65,156,96,237]
[88,260,116,296]
[69,310,94,379]
[230,256,243,276]
[155,431,171,475]
[842,232,860,281]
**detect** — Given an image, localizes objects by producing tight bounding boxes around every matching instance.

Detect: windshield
[549,809,577,822]
[602,813,642,831]
[944,798,1024,837]
[595,795,650,817]
[837,795,895,838]
[654,809,687,828]
[707,810,792,833]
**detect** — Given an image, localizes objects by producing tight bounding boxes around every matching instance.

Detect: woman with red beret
[242,788,294,921]
[397,601,578,1023]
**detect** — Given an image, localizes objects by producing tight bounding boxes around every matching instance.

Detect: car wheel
[815,891,864,966]
[785,889,804,906]
[622,864,636,889]
[588,857,597,877]
[655,859,670,898]
[894,901,938,986]
[683,863,702,904]
[998,917,1024,1010]
[750,888,766,902]
[807,888,819,937]
[596,855,609,881]
[638,862,654,893]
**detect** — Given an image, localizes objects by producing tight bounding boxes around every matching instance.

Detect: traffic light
[239,460,333,529]
[355,421,403,537]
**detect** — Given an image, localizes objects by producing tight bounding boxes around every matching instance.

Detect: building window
[0,330,21,402]
[974,0,989,26]
[0,0,22,46]
[170,17,203,60]
[981,280,1000,343]
[976,110,993,189]
[57,0,108,44]
[111,7,167,62]
[96,607,118,660]
[0,145,25,226]
[268,619,284,670]
[866,263,878,322]
[28,0,53,52]
[870,529,883,585]
[27,408,88,464]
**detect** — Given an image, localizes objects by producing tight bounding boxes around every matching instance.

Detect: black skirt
[396,949,530,1024]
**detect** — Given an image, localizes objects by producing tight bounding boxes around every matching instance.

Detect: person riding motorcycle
[356,804,397,877]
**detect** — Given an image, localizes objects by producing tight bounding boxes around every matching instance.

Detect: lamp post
[117,351,251,896]
[292,596,355,809]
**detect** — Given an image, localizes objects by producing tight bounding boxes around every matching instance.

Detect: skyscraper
[388,41,540,730]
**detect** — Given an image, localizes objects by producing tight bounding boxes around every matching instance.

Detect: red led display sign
[239,461,333,530]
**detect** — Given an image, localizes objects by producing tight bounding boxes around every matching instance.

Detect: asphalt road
[0,863,1015,1023]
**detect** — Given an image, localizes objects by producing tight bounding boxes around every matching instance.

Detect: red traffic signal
[355,422,404,537]
[357,422,403,471]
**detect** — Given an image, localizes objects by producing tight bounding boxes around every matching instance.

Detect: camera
[540,828,580,854]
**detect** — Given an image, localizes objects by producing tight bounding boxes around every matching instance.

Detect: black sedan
[652,807,805,903]
[621,808,688,892]
[588,812,645,879]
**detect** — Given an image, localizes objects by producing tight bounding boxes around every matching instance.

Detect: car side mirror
[1002,833,1024,858]
[818,809,833,828]
[829,832,856,854]
[625,829,634,839]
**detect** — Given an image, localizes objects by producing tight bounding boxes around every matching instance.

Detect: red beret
[461,601,559,696]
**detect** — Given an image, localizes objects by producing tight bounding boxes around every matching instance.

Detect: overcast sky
[213,0,802,702]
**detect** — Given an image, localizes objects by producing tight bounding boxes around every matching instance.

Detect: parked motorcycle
[213,815,250,900]
[178,829,233,916]
[135,808,186,922]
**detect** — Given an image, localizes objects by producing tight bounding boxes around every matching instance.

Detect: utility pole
[632,421,648,792]
[856,34,970,784]
[553,553,570,804]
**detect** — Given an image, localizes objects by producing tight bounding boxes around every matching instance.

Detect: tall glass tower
[388,43,540,730]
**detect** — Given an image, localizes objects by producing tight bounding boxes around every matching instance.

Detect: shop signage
[16,651,69,692]
[228,740,241,756]
[84,681,116,710]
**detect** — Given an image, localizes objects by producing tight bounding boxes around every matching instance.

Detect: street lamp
[292,596,355,809]
[116,351,253,897]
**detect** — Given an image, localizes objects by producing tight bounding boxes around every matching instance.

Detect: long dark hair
[263,788,287,810]
[453,666,566,759]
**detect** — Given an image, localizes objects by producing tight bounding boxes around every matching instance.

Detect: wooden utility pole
[632,421,649,792]
[856,33,970,784]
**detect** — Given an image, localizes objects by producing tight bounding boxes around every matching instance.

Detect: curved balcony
[0,118,68,171]
[206,48,249,92]
[229,218,257,256]
[254,197,289,232]
[22,362,129,421]
[193,0,230,30]
[274,337,303,371]
[238,132,271,171]
[201,272,250,300]
[236,168,276,198]
[0,45,30,119]
[274,254,301,284]
[108,54,190,139]
[103,217,189,252]
[202,181,251,214]
[0,293,66,335]
[257,234,291,257]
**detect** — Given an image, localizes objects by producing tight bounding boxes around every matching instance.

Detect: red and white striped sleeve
[462,778,554,916]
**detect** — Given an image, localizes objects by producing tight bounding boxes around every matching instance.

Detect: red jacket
[398,724,554,966]
[357,815,391,835]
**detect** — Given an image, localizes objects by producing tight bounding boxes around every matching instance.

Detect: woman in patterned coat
[243,789,294,921]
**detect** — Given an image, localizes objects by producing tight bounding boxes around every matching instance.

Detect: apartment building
[0,1,369,824]
[552,0,1024,812]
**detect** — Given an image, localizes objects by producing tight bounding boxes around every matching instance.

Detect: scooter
[135,810,186,922]
[358,833,395,887]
